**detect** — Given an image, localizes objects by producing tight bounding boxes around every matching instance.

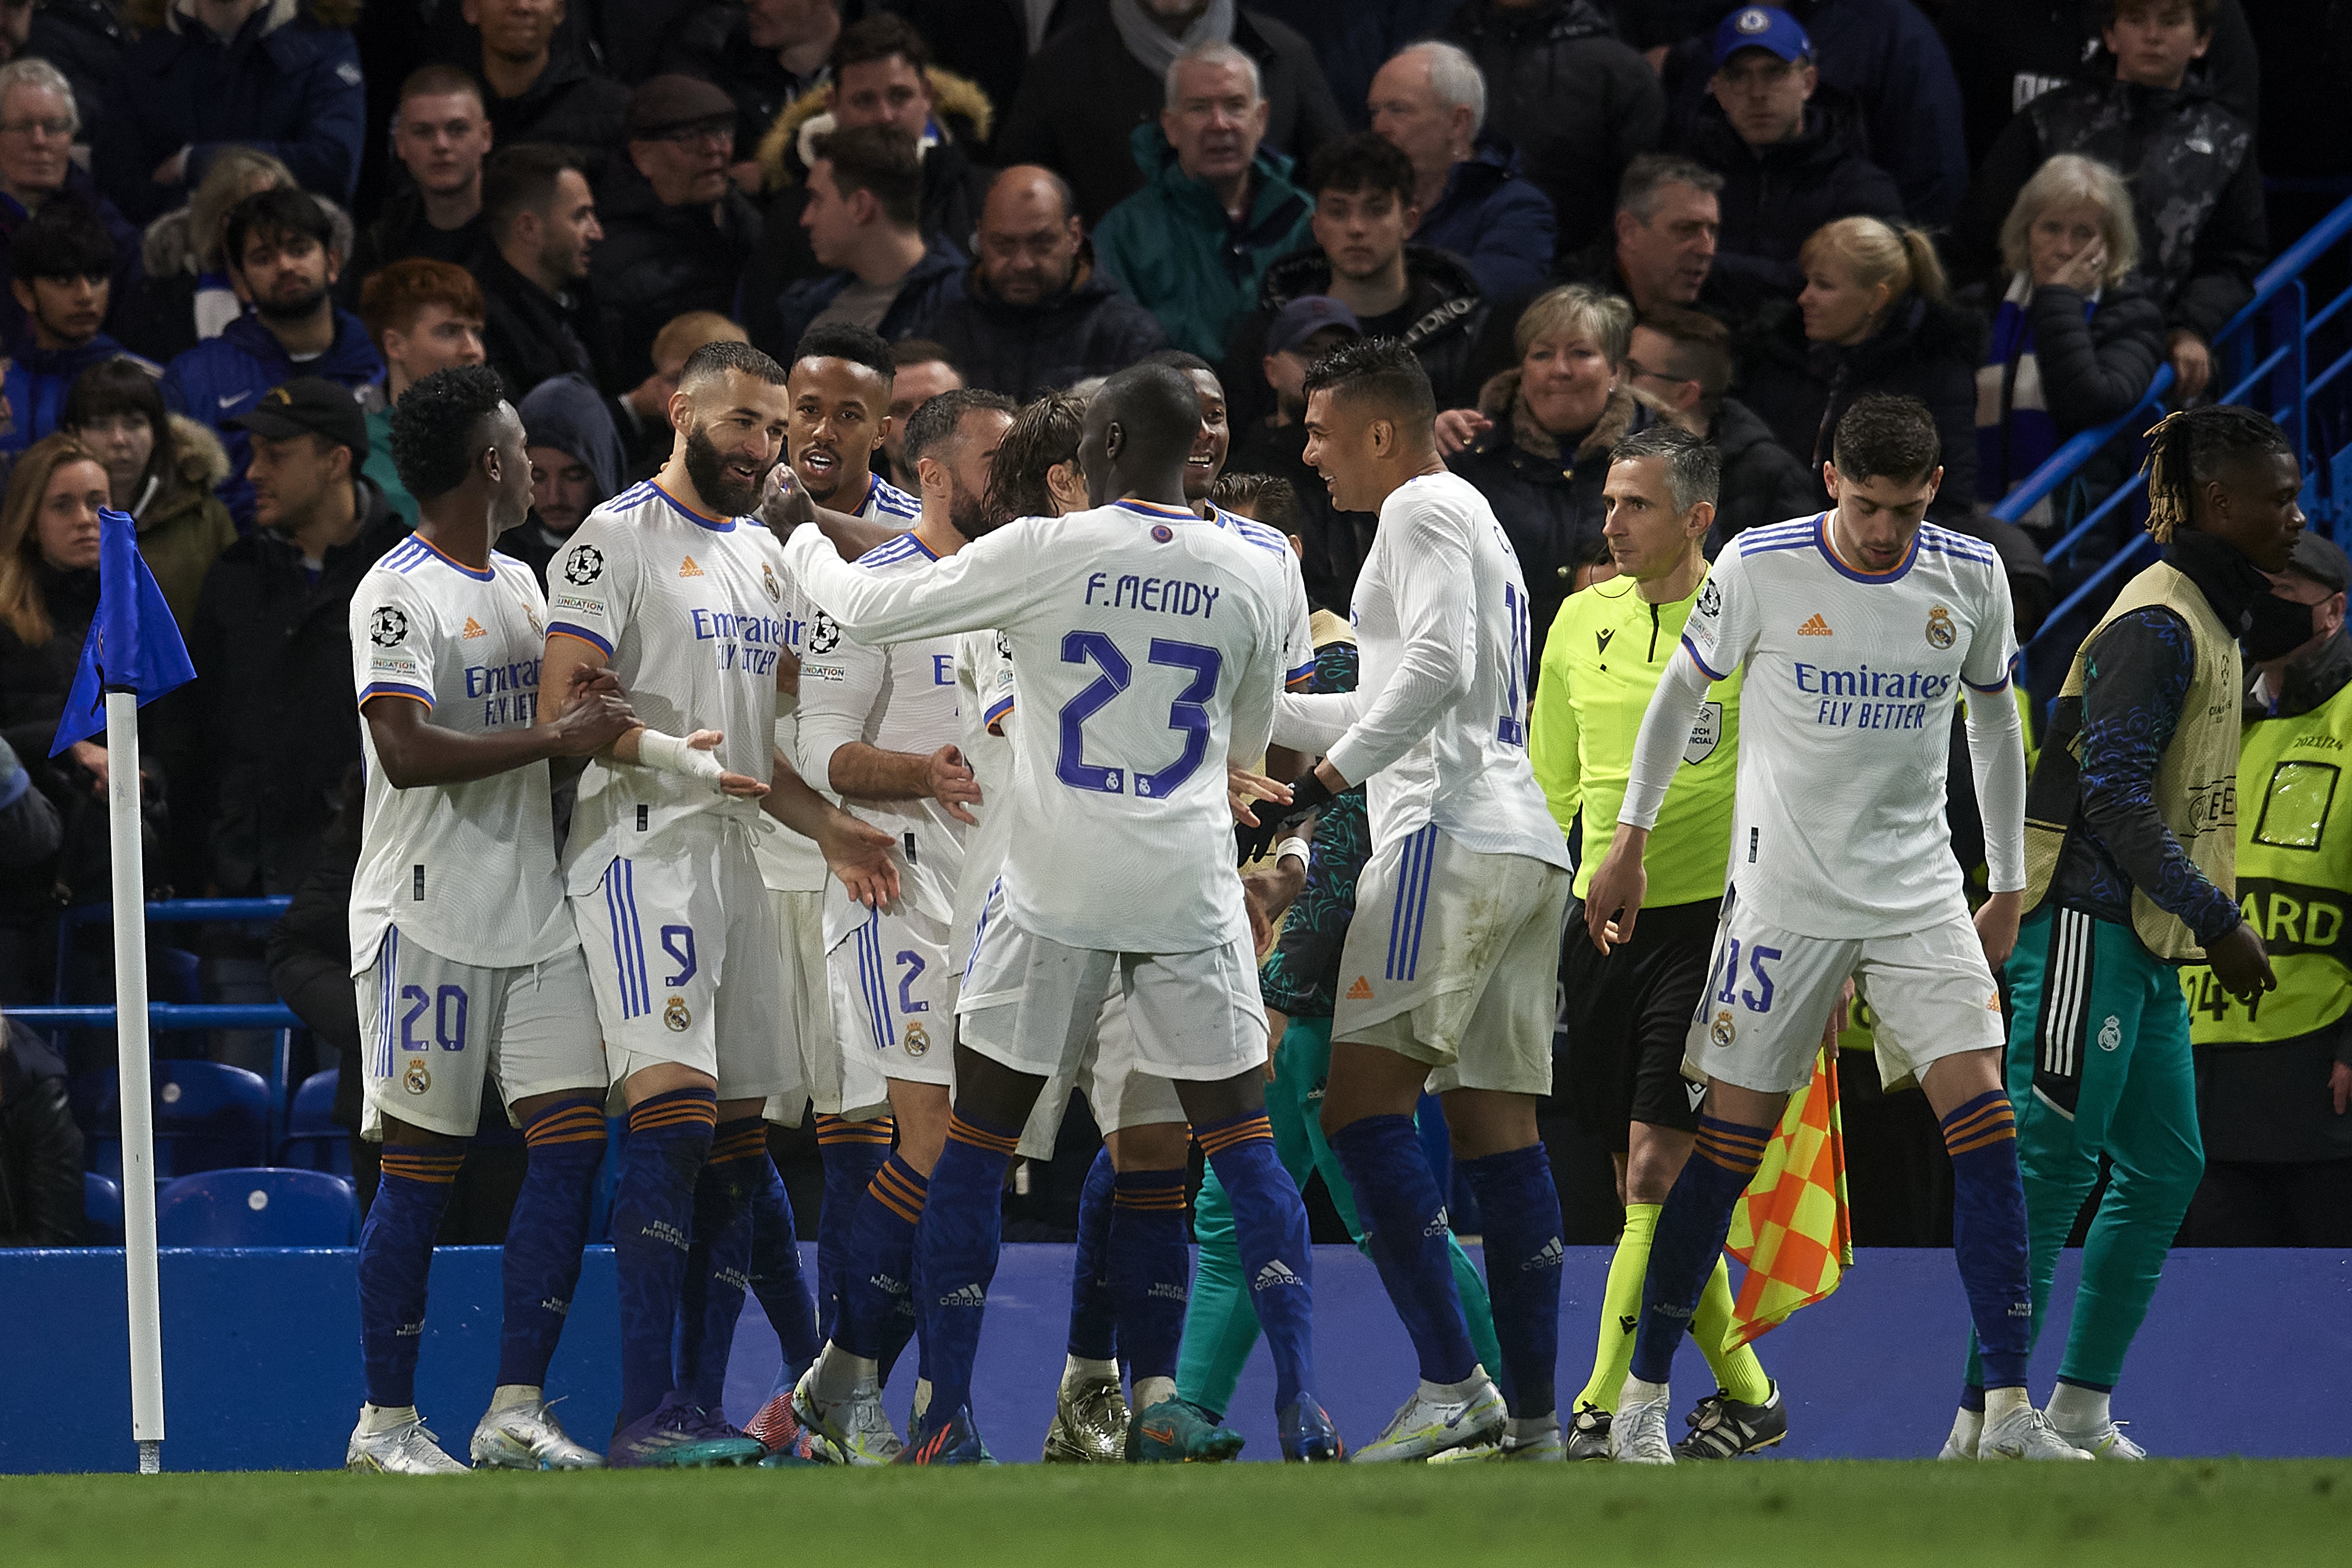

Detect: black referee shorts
[1558,895,1722,1149]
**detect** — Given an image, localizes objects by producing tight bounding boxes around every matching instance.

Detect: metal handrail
[8,1004,301,1029]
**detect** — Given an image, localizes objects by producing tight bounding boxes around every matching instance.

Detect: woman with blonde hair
[1737,214,1982,517]
[1971,154,2166,535]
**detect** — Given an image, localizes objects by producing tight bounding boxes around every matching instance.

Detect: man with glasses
[0,56,135,352]
[1621,305,1816,548]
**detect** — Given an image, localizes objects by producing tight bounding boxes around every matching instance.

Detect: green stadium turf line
[4,1461,2344,1567]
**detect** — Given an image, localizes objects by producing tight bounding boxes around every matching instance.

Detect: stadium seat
[84,1172,121,1244]
[276,1069,350,1175]
[154,1169,357,1247]
[88,1062,272,1180]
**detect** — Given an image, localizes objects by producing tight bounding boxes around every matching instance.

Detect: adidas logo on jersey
[460,616,486,639]
[1798,613,1834,636]
[1253,1259,1303,1291]
[679,556,704,577]
[938,1283,987,1308]
[1423,1208,1451,1238]
[1523,1237,1566,1271]
[1346,976,1374,1000]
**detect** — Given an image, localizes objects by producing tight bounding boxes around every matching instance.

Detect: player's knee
[1106,1121,1191,1172]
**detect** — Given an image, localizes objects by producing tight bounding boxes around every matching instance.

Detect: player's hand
[757,460,814,539]
[927,743,982,825]
[1974,889,2023,972]
[2206,919,2276,1004]
[2167,329,2213,401]
[686,729,770,797]
[1246,854,1306,923]
[541,690,637,757]
[1434,407,1491,456]
[819,808,900,909]
[1230,763,1294,861]
[1583,824,1650,954]
[1822,977,1857,1048]
[2331,1060,2351,1116]
[567,663,625,701]
[1241,872,1275,954]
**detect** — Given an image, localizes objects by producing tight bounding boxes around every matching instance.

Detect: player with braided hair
[1944,403,2304,1459]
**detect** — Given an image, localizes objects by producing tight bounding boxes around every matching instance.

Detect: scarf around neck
[1111,0,1238,86]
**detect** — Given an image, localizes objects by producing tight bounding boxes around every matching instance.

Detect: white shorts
[1330,826,1573,1096]
[1014,982,1189,1160]
[356,930,605,1142]
[770,887,844,1126]
[825,901,957,1106]
[573,828,797,1102]
[957,882,1266,1088]
[1685,893,2007,1096]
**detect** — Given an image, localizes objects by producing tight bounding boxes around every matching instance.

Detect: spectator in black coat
[918,166,1165,403]
[1551,153,1728,325]
[1953,0,2263,403]
[1225,297,1375,612]
[996,1,1346,227]
[1623,304,1818,547]
[661,0,841,186]
[1969,153,2166,540]
[24,0,125,144]
[437,0,628,170]
[0,1019,82,1245]
[510,370,626,583]
[1735,214,1982,520]
[1367,40,1556,303]
[1670,7,1902,319]
[0,724,63,1001]
[1446,0,1664,259]
[343,66,495,292]
[769,122,959,363]
[0,58,141,353]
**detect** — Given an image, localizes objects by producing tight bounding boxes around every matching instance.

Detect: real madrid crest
[664,995,691,1032]
[1925,604,1956,649]
[403,1058,431,1094]
[762,561,781,602]
[1710,1010,1736,1048]
[904,1020,930,1058]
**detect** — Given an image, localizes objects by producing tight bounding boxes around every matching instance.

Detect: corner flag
[50,506,194,757]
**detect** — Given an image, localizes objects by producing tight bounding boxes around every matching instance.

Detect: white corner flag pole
[105,687,165,1473]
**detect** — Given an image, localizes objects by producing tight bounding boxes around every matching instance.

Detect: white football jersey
[949,627,1017,972]
[546,478,792,891]
[1679,512,2016,937]
[349,537,574,973]
[785,498,1313,954]
[798,531,967,938]
[1276,471,1570,870]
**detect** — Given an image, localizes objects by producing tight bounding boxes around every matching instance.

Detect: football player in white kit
[1582,395,2060,1461]
[1277,339,1576,1463]
[774,363,1338,1465]
[537,340,899,1467]
[344,366,639,1475]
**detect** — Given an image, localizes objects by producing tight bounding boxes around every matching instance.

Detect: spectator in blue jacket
[771,122,960,364]
[0,200,156,461]
[95,0,367,224]
[1367,41,1555,302]
[0,58,140,354]
[160,187,382,527]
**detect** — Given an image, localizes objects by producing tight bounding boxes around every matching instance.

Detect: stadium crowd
[0,0,2345,1440]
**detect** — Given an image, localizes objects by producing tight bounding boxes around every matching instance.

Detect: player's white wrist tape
[636,729,725,792]
[1275,837,1312,868]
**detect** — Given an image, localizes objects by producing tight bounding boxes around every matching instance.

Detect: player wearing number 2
[775,361,1335,1465]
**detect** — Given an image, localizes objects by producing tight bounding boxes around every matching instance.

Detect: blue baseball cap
[1714,6,1813,66]
[1266,295,1362,358]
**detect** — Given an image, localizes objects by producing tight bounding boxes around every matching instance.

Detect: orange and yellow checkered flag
[1722,1043,1852,1346]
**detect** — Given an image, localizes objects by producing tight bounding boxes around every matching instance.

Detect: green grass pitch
[4,1461,2345,1567]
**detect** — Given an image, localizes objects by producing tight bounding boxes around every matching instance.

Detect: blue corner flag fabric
[50,508,195,757]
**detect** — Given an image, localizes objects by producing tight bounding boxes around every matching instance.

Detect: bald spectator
[441,0,628,164]
[770,122,961,361]
[662,0,843,185]
[1446,0,1664,257]
[1554,153,1728,321]
[345,67,495,290]
[0,57,137,354]
[998,0,1345,227]
[1093,42,1317,362]
[918,166,1167,402]
[1367,40,1554,301]
[882,338,961,489]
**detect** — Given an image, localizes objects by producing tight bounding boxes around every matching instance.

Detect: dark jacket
[26,0,129,145]
[1735,291,1984,520]
[136,414,240,633]
[1957,69,2265,343]
[444,40,630,174]
[1248,0,1460,132]
[1661,0,1969,228]
[0,172,143,350]
[1671,89,1905,319]
[480,251,618,398]
[176,486,403,896]
[0,1022,82,1246]
[342,189,488,303]
[1448,373,1649,670]
[918,247,1167,402]
[96,0,367,223]
[1220,244,1491,434]
[995,8,1347,227]
[1447,0,1664,258]
[658,2,833,158]
[884,0,1099,151]
[159,309,384,528]
[1228,418,1377,615]
[1705,394,1824,549]
[1413,139,1557,304]
[768,233,965,367]
[0,335,157,462]
[590,166,765,393]
[264,817,361,1129]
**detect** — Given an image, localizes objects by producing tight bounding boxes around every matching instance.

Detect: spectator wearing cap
[178,374,403,898]
[0,1019,80,1241]
[592,74,766,395]
[95,0,368,225]
[433,0,627,166]
[507,370,625,583]
[1227,294,1377,613]
[918,165,1166,404]
[0,202,157,463]
[356,259,488,528]
[2187,532,2352,1249]
[1552,153,1728,324]
[769,123,960,363]
[1620,304,1816,548]
[159,187,383,529]
[344,67,496,293]
[1092,42,1317,363]
[662,0,841,189]
[882,338,960,490]
[1219,132,1490,435]
[998,0,1345,229]
[1670,7,1903,319]
[1366,40,1554,303]
[0,57,140,354]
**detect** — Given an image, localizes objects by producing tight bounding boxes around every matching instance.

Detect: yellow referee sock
[1692,1257,1774,1406]
[1572,1203,1657,1414]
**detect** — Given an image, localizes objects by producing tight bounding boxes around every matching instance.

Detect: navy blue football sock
[1109,1166,1190,1386]
[1458,1143,1563,1419]
[1198,1109,1317,1411]
[359,1141,464,1408]
[838,1153,928,1365]
[1943,1091,2032,1390]
[495,1096,604,1390]
[677,1116,766,1409]
[1629,1114,1768,1387]
[912,1111,1018,1421]
[745,1151,821,1394]
[612,1087,716,1426]
[813,1115,892,1342]
[1067,1145,1118,1362]
[1330,1113,1476,1387]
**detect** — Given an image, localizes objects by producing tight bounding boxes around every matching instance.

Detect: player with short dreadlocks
[1945,404,2304,1459]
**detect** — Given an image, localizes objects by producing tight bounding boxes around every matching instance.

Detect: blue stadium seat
[89,1062,272,1179]
[276,1069,350,1175]
[154,1169,356,1247]
[84,1172,121,1244]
